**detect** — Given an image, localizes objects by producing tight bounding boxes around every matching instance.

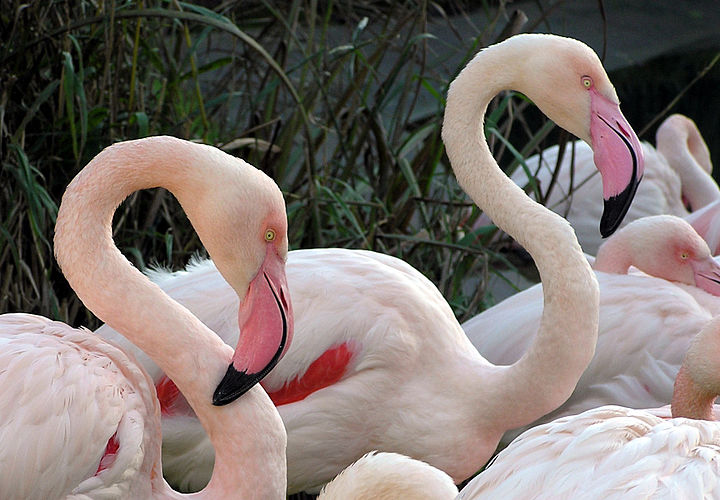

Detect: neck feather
[671,365,717,420]
[442,46,599,430]
[593,235,633,274]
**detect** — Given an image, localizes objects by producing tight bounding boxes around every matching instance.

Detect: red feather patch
[265,342,355,406]
[153,342,355,414]
[156,375,192,416]
[95,432,119,475]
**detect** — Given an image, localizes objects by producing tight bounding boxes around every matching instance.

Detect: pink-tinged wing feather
[0,314,158,499]
[156,342,355,414]
[156,375,194,417]
[459,405,720,499]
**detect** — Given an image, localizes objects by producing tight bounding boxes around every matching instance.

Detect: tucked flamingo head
[510,34,644,237]
[595,215,720,296]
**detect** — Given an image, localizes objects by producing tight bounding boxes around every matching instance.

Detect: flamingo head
[183,157,294,407]
[515,34,645,237]
[605,215,720,296]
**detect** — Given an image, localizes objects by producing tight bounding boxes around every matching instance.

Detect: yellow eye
[680,252,689,260]
[582,76,593,89]
[265,229,276,242]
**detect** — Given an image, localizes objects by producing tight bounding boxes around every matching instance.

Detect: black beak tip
[599,177,641,238]
[212,364,262,406]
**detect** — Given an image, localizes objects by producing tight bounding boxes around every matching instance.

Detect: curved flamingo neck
[671,316,720,421]
[54,137,286,498]
[593,233,633,274]
[442,43,599,430]
[657,117,718,210]
[671,365,716,420]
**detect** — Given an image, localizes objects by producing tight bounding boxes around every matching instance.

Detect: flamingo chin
[213,245,293,406]
[588,88,644,237]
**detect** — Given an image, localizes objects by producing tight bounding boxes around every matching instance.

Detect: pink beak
[589,88,645,238]
[691,257,720,297]
[213,245,294,406]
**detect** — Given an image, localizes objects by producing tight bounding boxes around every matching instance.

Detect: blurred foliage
[3,0,714,333]
[1,0,551,328]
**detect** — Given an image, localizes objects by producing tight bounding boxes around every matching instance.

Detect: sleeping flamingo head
[594,215,720,296]
[175,147,294,406]
[511,34,644,237]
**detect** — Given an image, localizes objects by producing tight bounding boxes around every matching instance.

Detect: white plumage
[0,314,156,499]
[318,451,459,500]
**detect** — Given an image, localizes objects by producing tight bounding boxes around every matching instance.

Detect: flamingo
[457,315,720,499]
[463,213,720,445]
[0,136,293,498]
[98,33,644,493]
[509,113,717,255]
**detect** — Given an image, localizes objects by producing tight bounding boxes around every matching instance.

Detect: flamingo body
[101,248,498,492]
[460,315,720,499]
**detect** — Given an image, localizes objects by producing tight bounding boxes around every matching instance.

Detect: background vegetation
[1,0,718,334]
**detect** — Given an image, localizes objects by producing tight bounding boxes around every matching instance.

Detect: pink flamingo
[98,33,644,493]
[464,214,720,445]
[0,136,292,498]
[509,113,717,254]
[458,314,720,499]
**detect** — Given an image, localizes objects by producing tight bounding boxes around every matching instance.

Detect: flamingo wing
[0,314,157,499]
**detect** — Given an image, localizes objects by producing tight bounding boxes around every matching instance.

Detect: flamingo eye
[680,251,689,260]
[581,76,593,89]
[265,229,276,242]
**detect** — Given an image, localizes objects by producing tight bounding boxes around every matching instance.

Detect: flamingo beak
[213,246,294,406]
[589,89,644,238]
[691,257,720,297]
